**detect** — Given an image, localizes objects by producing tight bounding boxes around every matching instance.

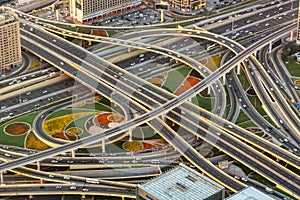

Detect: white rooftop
[137,163,224,200]
[226,187,275,200]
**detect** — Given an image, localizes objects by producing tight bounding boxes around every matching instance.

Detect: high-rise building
[136,163,225,200]
[69,0,141,22]
[168,0,206,12]
[0,10,22,70]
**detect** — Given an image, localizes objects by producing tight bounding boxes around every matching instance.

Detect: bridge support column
[88,40,92,46]
[223,74,226,85]
[37,161,40,171]
[161,115,165,121]
[128,47,131,53]
[269,42,272,52]
[207,87,211,95]
[121,197,125,200]
[81,194,85,199]
[236,64,241,75]
[71,150,75,158]
[160,10,164,23]
[102,139,106,153]
[0,173,3,185]
[129,129,132,142]
[253,51,257,57]
[290,30,293,41]
[56,9,59,21]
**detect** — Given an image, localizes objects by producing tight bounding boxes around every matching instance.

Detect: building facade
[0,10,22,70]
[297,0,300,44]
[69,0,141,22]
[168,0,206,12]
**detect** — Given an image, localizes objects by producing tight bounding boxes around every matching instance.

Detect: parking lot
[91,8,171,27]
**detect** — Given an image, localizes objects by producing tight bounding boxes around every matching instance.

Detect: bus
[85,178,99,184]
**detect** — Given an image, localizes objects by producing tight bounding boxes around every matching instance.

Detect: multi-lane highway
[0,1,299,198]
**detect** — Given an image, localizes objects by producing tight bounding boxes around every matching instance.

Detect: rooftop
[226,186,275,200]
[137,163,224,200]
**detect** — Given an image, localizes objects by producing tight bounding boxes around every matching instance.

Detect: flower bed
[25,131,51,150]
[4,122,31,136]
[122,141,143,151]
[43,112,96,135]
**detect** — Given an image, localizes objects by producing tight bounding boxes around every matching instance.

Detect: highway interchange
[0,0,300,199]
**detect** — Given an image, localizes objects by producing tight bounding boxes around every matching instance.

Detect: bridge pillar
[88,40,92,46]
[161,115,165,121]
[122,197,125,200]
[269,42,272,52]
[102,139,106,153]
[129,128,132,142]
[160,10,164,23]
[37,161,40,171]
[71,150,75,158]
[128,47,131,53]
[81,194,85,199]
[56,9,59,21]
[236,64,241,75]
[253,51,257,57]
[207,87,211,95]
[290,30,293,41]
[0,172,3,184]
[223,74,226,85]
[29,195,33,199]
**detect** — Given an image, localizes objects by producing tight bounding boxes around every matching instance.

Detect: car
[63,176,70,180]
[4,153,10,157]
[279,119,283,124]
[228,125,233,129]
[70,186,76,190]
[130,62,135,66]
[51,160,58,163]
[67,160,74,164]
[42,90,47,94]
[56,185,62,189]
[270,88,274,92]
[49,174,55,178]
[123,160,129,163]
[60,62,64,65]
[82,188,89,192]
[234,176,240,179]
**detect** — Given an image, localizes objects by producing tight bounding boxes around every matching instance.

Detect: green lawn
[238,72,250,90]
[192,95,213,111]
[162,67,191,93]
[240,121,257,129]
[80,102,111,112]
[285,56,300,77]
[0,112,39,147]
[249,172,276,188]
[46,108,97,120]
[65,115,94,139]
[247,95,266,116]
[236,110,250,124]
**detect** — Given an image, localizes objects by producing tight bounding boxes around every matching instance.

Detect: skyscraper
[0,10,22,70]
[69,0,141,22]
